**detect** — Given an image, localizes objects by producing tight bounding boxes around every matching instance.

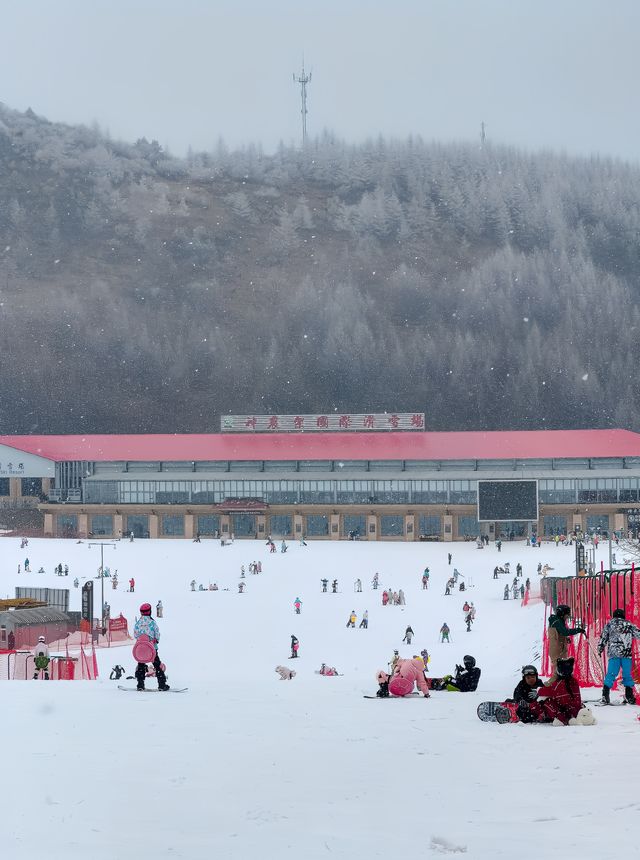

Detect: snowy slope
[2,536,638,859]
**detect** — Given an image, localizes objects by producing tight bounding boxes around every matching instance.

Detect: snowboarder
[240,565,245,578]
[24,558,30,572]
[109,665,126,680]
[129,577,135,593]
[238,582,245,593]
[389,650,400,673]
[525,577,531,590]
[346,611,357,628]
[422,571,429,589]
[294,597,302,614]
[512,583,519,599]
[73,577,79,588]
[429,655,481,692]
[386,656,430,697]
[32,636,50,680]
[156,600,163,618]
[598,608,640,704]
[359,610,369,629]
[190,579,196,591]
[331,579,338,593]
[516,658,581,724]
[290,635,299,658]
[354,578,362,592]
[516,563,522,577]
[134,603,169,691]
[112,575,118,589]
[372,572,379,590]
[321,578,328,592]
[519,584,525,599]
[448,553,452,565]
[465,612,473,632]
[511,665,544,704]
[440,623,450,643]
[403,625,414,644]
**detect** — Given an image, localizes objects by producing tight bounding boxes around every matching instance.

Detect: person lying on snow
[429,655,481,692]
[376,656,430,697]
[515,657,583,725]
[318,663,340,676]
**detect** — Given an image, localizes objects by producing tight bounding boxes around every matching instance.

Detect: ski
[118,686,187,693]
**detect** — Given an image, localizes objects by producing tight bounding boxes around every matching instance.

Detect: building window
[586,515,610,536]
[126,515,149,538]
[57,514,78,537]
[343,514,366,538]
[21,477,42,497]
[197,515,220,536]
[380,515,403,536]
[543,516,567,536]
[231,514,256,536]
[0,478,10,496]
[458,516,479,537]
[162,515,185,536]
[269,515,292,536]
[306,515,329,536]
[418,515,441,537]
[90,514,113,536]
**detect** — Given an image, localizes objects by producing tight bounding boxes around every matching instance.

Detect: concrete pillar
[78,513,89,538]
[44,512,54,537]
[573,514,583,533]
[257,514,266,537]
[9,478,20,500]
[443,514,453,542]
[184,514,195,540]
[221,516,230,535]
[404,514,415,542]
[42,477,52,495]
[367,514,377,541]
[114,513,123,539]
[330,513,340,540]
[149,514,159,539]
[613,513,625,534]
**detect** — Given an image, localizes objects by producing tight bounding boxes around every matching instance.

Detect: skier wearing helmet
[516,657,582,725]
[512,665,544,704]
[429,655,481,692]
[598,608,640,705]
[32,635,50,680]
[133,603,170,691]
[547,604,585,682]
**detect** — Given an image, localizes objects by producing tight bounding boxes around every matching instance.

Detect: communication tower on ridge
[293,60,312,146]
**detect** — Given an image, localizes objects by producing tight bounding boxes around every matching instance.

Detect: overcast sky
[2,0,638,161]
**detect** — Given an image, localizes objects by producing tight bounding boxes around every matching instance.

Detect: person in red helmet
[134,603,169,691]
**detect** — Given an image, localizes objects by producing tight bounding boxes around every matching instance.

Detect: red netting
[0,644,97,680]
[541,568,640,687]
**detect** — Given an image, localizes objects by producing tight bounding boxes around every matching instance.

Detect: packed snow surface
[3,536,638,859]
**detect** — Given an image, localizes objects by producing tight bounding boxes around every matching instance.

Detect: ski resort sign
[221,413,426,432]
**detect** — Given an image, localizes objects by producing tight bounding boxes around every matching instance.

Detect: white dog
[275,665,296,680]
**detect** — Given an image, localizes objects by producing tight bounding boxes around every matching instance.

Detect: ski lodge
[1,414,640,542]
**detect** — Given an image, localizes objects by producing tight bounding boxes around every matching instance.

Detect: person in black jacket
[511,665,544,704]
[430,655,481,691]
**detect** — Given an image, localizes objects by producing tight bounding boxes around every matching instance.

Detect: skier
[134,603,169,691]
[465,612,473,632]
[281,540,287,553]
[511,582,519,599]
[403,625,414,644]
[372,572,379,590]
[321,578,328,592]
[346,611,357,628]
[354,578,362,593]
[331,579,338,593]
[156,600,163,618]
[516,658,581,725]
[445,580,452,596]
[493,567,499,580]
[240,565,245,578]
[359,610,369,629]
[112,575,118,589]
[440,622,450,643]
[422,570,429,589]
[547,605,585,682]
[32,636,50,680]
[382,590,389,606]
[420,648,430,669]
[448,553,452,565]
[429,655,481,692]
[294,597,302,614]
[129,577,135,593]
[73,577,79,588]
[519,584,525,599]
[389,649,400,673]
[598,608,640,704]
[24,558,30,572]
[290,635,299,658]
[398,589,406,606]
[516,563,522,577]
[525,577,531,590]
[238,582,245,593]
[190,579,196,591]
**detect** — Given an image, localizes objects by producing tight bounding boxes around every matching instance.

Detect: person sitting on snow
[429,655,481,692]
[376,656,430,698]
[318,663,339,676]
[516,657,582,725]
[511,665,545,704]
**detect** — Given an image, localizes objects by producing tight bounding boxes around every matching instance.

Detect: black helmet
[555,604,571,618]
[522,665,538,677]
[556,657,575,678]
[613,608,626,619]
[463,655,476,669]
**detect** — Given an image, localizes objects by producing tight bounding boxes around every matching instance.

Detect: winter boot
[377,680,389,698]
[601,685,610,705]
[624,686,636,705]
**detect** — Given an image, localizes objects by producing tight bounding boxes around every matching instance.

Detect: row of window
[77,476,640,506]
[59,511,617,540]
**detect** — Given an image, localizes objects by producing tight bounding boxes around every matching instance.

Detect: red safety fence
[540,568,640,687]
[0,643,98,680]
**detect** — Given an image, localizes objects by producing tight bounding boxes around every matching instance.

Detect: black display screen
[477,480,538,522]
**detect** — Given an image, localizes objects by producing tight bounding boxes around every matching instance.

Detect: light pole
[88,542,116,634]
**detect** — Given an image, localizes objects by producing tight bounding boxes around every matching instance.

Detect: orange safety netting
[541,568,640,687]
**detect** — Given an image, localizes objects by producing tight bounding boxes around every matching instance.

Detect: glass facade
[586,514,610,535]
[0,478,9,496]
[269,514,292,536]
[543,516,568,536]
[126,515,149,538]
[306,515,329,536]
[57,514,78,537]
[343,514,366,537]
[418,515,441,537]
[380,515,403,536]
[162,515,185,536]
[458,516,479,537]
[231,513,256,537]
[91,514,113,536]
[197,515,220,536]
[21,477,42,497]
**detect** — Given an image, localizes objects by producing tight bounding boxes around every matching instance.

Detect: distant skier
[129,577,135,593]
[346,611,357,628]
[290,635,299,658]
[134,603,169,691]
[109,665,126,680]
[321,578,328,592]
[503,584,510,600]
[403,625,414,644]
[331,579,338,593]
[238,582,245,593]
[440,623,450,643]
[354,578,362,592]
[372,572,379,590]
[294,597,302,614]
[448,553,452,565]
[156,600,163,618]
[359,610,369,629]
[190,579,196,591]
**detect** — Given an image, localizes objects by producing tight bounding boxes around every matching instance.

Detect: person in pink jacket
[391,657,430,697]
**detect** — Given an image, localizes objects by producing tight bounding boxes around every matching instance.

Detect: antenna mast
[293,60,312,146]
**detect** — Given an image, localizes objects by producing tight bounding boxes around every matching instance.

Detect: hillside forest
[0,103,639,434]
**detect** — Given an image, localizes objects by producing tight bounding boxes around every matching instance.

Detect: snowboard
[363,692,423,699]
[477,701,514,723]
[118,685,187,693]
